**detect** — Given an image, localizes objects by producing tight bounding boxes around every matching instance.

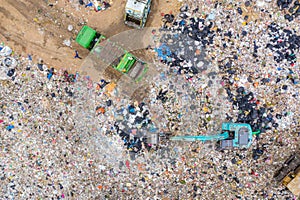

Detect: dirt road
[0,0,181,72]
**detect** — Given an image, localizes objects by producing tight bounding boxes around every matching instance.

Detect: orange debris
[253,82,259,88]
[96,107,105,114]
[97,185,103,189]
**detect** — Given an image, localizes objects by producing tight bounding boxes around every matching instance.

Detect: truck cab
[124,0,151,29]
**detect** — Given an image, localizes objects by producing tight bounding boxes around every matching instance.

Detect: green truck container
[75,25,106,50]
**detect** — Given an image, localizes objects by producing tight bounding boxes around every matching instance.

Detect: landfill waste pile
[1,0,300,199]
[78,0,111,12]
[276,0,300,21]
[266,22,299,65]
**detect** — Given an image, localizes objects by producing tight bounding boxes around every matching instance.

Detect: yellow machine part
[286,171,300,197]
[282,174,293,186]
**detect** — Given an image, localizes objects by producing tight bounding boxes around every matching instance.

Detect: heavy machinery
[75,25,149,99]
[274,152,300,197]
[170,122,259,150]
[124,0,151,29]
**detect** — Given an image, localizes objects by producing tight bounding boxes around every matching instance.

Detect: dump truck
[274,152,300,197]
[124,0,151,29]
[75,25,150,100]
[170,122,260,150]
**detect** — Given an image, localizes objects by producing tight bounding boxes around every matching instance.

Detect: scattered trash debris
[63,39,71,47]
[67,24,73,31]
[0,0,299,199]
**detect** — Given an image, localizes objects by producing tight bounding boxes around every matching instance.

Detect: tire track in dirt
[1,0,85,69]
[6,0,36,22]
[0,6,15,20]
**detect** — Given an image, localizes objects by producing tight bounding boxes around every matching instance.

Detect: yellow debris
[106,82,116,93]
[202,106,209,113]
[33,18,39,23]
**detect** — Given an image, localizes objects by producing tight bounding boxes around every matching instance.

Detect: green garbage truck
[75,25,149,99]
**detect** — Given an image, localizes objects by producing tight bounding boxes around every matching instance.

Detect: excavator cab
[219,122,253,150]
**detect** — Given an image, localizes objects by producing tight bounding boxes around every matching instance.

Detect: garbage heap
[0,0,300,199]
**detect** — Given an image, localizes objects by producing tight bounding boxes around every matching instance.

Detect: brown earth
[0,0,182,72]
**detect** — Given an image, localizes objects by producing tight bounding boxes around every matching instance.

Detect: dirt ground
[0,0,181,72]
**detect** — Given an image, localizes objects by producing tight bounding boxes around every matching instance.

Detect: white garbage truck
[124,0,151,29]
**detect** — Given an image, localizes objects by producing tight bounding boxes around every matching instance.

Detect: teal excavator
[170,122,260,150]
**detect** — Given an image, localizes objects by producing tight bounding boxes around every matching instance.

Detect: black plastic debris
[231,158,237,164]
[158,16,213,78]
[282,85,288,90]
[242,30,247,36]
[180,4,189,12]
[157,89,168,103]
[284,13,294,21]
[223,84,275,133]
[252,148,264,160]
[113,103,156,154]
[106,100,112,107]
[277,0,300,21]
[7,68,15,77]
[266,23,300,64]
[163,14,175,23]
[37,63,44,71]
[245,1,251,7]
[237,7,243,15]
[79,0,84,5]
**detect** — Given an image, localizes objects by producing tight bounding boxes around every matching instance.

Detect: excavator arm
[170,132,229,142]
